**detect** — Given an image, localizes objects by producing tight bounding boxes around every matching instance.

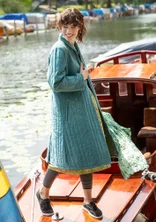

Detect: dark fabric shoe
[36,190,54,216]
[83,201,103,219]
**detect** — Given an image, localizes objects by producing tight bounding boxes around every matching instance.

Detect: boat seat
[137,126,156,138]
[137,108,156,153]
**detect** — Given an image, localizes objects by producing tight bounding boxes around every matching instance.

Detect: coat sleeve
[47,47,86,92]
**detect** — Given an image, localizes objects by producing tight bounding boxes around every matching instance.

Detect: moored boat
[0,20,23,36]
[91,39,156,64]
[0,13,28,35]
[1,50,156,222]
[0,25,5,37]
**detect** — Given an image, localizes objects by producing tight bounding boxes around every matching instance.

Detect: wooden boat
[0,20,23,36]
[0,26,5,37]
[91,39,156,64]
[2,51,156,222]
[1,20,35,33]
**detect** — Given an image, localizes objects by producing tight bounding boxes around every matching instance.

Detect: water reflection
[0,13,156,187]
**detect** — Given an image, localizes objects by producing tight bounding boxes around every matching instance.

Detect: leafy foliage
[0,0,32,14]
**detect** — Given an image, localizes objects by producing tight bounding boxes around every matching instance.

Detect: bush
[0,7,5,15]
[0,0,31,13]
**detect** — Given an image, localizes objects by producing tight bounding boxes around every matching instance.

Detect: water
[0,13,156,187]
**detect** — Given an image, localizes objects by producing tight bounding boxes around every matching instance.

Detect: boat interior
[91,50,156,153]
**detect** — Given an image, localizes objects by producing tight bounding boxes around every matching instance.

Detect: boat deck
[15,164,156,222]
[90,63,156,83]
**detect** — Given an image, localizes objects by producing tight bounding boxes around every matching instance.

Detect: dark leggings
[43,168,93,189]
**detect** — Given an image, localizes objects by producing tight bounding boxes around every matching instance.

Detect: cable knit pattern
[46,34,147,179]
[48,87,111,174]
[46,34,111,173]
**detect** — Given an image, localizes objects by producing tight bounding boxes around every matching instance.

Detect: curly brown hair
[57,8,87,42]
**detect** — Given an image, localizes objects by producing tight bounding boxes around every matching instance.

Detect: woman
[36,8,148,219]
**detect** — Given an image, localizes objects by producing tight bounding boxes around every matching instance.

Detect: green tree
[0,0,32,13]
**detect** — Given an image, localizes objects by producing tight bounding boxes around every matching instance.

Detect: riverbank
[0,7,156,41]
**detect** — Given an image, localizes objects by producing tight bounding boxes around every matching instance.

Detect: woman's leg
[80,173,103,219]
[40,168,58,198]
[80,173,93,204]
[36,168,58,216]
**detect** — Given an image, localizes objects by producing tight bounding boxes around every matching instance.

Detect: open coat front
[46,34,111,173]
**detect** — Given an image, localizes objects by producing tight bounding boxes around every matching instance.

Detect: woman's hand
[80,63,89,80]
[87,64,94,73]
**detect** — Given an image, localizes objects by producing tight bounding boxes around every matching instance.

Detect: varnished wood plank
[90,65,114,79]
[95,177,144,221]
[90,64,156,85]
[69,174,112,201]
[39,216,52,222]
[75,211,112,222]
[72,177,145,222]
[38,202,84,222]
[49,174,80,200]
[15,176,31,201]
[140,186,156,221]
[121,180,156,222]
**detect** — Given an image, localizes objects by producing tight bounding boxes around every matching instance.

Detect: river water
[0,13,156,187]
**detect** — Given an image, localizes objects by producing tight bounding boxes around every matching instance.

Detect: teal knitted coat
[46,34,111,172]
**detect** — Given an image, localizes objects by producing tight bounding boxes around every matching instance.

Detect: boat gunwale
[95,50,156,67]
[91,76,156,85]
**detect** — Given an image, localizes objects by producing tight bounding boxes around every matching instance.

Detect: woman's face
[60,24,79,45]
